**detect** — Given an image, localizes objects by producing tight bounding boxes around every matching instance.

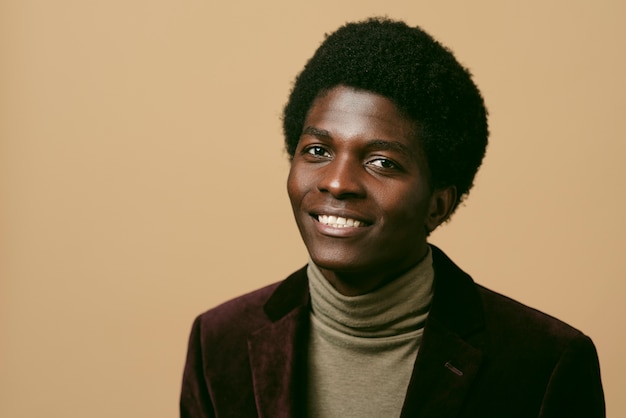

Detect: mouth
[315,214,368,228]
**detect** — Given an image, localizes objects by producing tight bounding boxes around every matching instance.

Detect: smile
[317,214,365,228]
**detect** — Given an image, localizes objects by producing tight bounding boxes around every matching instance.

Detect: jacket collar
[248,245,486,417]
[429,245,485,337]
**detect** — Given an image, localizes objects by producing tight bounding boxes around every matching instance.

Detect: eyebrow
[365,139,416,160]
[301,126,331,138]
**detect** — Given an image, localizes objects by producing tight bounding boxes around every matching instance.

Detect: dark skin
[287,85,456,296]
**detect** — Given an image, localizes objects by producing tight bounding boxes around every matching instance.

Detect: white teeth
[318,215,364,228]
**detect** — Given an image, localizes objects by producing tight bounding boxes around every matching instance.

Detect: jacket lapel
[400,246,486,417]
[247,268,310,418]
[400,317,483,417]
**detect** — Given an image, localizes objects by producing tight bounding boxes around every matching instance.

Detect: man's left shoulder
[476,283,591,351]
[431,245,590,347]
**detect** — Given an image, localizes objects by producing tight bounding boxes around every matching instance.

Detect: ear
[425,186,457,233]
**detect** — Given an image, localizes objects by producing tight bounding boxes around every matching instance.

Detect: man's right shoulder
[192,265,309,337]
[195,281,282,333]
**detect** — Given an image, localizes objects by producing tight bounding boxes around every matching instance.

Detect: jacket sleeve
[180,316,215,418]
[539,335,605,417]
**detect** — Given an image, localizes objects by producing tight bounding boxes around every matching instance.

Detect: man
[180,18,604,417]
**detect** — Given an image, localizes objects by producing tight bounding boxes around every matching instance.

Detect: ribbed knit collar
[307,247,434,338]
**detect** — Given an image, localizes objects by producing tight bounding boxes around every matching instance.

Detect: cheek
[382,188,431,226]
[287,162,316,201]
[286,166,306,206]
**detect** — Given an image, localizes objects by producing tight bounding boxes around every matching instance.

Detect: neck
[318,246,430,296]
[307,246,434,336]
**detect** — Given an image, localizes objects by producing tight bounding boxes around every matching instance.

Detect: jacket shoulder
[476,284,587,350]
[469,285,604,417]
[430,245,587,347]
[196,280,281,334]
[194,266,309,338]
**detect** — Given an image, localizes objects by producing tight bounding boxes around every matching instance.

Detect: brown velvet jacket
[180,246,605,417]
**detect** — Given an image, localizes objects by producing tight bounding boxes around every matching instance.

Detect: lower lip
[313,217,369,237]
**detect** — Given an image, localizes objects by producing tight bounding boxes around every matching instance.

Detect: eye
[367,157,399,170]
[303,145,331,158]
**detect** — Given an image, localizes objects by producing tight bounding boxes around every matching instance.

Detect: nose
[317,156,365,199]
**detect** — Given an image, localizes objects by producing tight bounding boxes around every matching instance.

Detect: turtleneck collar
[307,247,434,338]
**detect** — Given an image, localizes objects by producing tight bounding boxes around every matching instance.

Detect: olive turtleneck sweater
[306,248,434,418]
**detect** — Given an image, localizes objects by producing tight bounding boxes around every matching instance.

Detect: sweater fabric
[306,249,434,418]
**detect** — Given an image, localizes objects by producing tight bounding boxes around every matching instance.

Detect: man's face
[287,85,442,295]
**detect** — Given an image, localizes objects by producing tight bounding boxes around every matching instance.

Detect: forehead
[304,86,419,149]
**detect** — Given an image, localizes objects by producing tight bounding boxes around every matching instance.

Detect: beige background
[2,1,625,417]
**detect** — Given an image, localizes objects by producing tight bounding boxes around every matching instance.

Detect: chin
[308,250,371,275]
